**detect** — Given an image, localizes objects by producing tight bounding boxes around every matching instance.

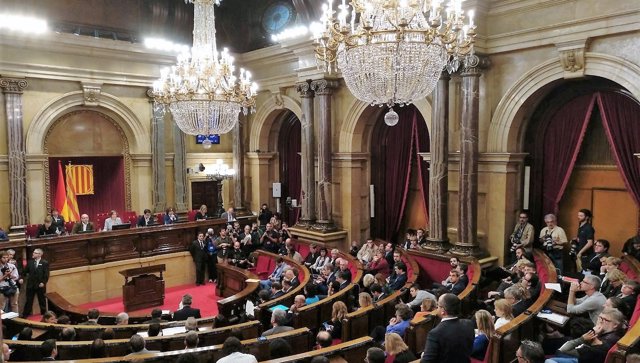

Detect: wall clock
[262,1,296,34]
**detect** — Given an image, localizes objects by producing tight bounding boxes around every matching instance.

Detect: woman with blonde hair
[323,301,348,340]
[362,274,376,293]
[195,204,208,220]
[472,309,494,360]
[604,269,627,297]
[384,332,416,363]
[413,297,437,320]
[358,292,373,310]
[102,210,123,231]
[494,299,514,329]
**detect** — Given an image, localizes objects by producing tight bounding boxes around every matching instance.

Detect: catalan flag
[70,165,94,195]
[64,163,81,222]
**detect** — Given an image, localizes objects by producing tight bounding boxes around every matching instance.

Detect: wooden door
[191,180,218,212]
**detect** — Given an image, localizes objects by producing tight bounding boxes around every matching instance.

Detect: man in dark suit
[445,269,467,295]
[387,262,408,291]
[173,294,201,321]
[79,308,100,325]
[40,339,57,361]
[189,232,208,286]
[137,209,156,227]
[71,214,95,234]
[144,308,167,324]
[383,243,395,268]
[421,293,474,363]
[21,248,49,318]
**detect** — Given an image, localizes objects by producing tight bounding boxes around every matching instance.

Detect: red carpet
[76,282,220,317]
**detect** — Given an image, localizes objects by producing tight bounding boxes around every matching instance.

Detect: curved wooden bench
[8,320,263,361]
[606,255,640,363]
[292,251,364,331]
[216,263,260,318]
[252,251,311,328]
[46,292,159,325]
[342,250,419,342]
[489,249,558,363]
[13,327,312,362]
[260,336,375,363]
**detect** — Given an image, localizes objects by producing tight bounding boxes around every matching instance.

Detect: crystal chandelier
[314,0,476,126]
[153,0,258,135]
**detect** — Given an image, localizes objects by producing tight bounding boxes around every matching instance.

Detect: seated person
[288,294,306,321]
[370,283,389,303]
[385,303,413,336]
[365,250,390,278]
[184,331,199,349]
[195,204,208,220]
[472,310,494,360]
[602,269,626,298]
[148,323,162,337]
[71,214,94,233]
[37,216,57,237]
[314,264,336,296]
[125,334,159,356]
[173,294,201,320]
[384,332,416,362]
[566,275,606,327]
[270,282,284,299]
[618,280,639,314]
[322,301,347,341]
[262,309,293,336]
[281,278,294,295]
[406,283,435,310]
[581,239,610,275]
[622,234,640,260]
[137,209,156,227]
[283,268,300,288]
[387,262,408,291]
[40,339,57,361]
[604,297,632,321]
[49,208,65,233]
[545,308,625,363]
[259,257,289,290]
[164,207,178,224]
[315,330,333,349]
[504,285,528,318]
[336,258,353,283]
[102,210,123,231]
[229,241,251,268]
[494,298,514,329]
[304,244,320,268]
[413,297,437,320]
[357,239,378,264]
[79,309,100,325]
[436,269,467,295]
[310,247,331,274]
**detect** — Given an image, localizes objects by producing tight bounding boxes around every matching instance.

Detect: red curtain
[414,114,431,223]
[371,107,430,242]
[530,94,596,222]
[278,113,302,226]
[597,92,640,209]
[49,157,126,220]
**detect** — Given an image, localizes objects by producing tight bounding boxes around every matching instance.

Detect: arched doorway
[277,111,302,226]
[525,78,640,252]
[370,105,430,243]
[45,110,130,220]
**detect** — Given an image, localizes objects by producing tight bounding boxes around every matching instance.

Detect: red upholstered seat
[250,255,273,279]
[535,255,549,284]
[187,210,197,222]
[156,213,164,224]
[64,221,74,234]
[331,339,342,346]
[127,215,138,225]
[25,224,39,238]
[402,256,414,281]
[470,338,493,363]
[411,254,451,287]
[630,294,640,327]
[297,242,310,261]
[620,261,638,281]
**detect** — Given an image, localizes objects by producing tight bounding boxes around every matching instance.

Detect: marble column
[295,80,316,228]
[148,90,166,213]
[172,119,189,211]
[425,72,451,252]
[232,115,247,213]
[311,79,339,233]
[451,55,483,256]
[0,77,29,228]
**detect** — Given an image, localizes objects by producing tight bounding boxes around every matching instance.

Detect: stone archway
[488,53,640,153]
[250,93,302,152]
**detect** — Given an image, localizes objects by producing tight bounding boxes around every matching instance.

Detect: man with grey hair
[516,340,545,363]
[539,214,568,272]
[504,285,528,317]
[173,294,201,321]
[546,308,625,363]
[21,248,49,318]
[184,330,199,349]
[261,309,293,336]
[116,312,129,325]
[567,274,606,325]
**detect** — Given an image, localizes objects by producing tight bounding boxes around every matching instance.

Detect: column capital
[0,77,28,94]
[296,80,314,98]
[460,54,491,77]
[310,79,340,95]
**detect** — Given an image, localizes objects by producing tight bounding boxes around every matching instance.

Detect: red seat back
[156,213,164,224]
[620,261,638,281]
[25,224,39,238]
[470,338,493,363]
[297,243,311,260]
[187,210,197,222]
[630,294,640,327]
[411,254,451,287]
[64,221,74,234]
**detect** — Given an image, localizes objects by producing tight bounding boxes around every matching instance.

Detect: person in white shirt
[494,298,514,330]
[103,210,123,231]
[216,337,258,363]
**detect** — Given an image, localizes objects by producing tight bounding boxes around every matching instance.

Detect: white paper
[162,310,171,315]
[545,283,562,292]
[162,326,186,336]
[1,312,19,319]
[246,300,255,316]
[137,331,149,338]
[538,312,569,325]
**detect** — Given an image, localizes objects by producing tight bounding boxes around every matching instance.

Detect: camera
[542,234,554,251]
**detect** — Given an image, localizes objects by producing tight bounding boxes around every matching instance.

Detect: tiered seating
[8,327,310,362]
[46,292,160,325]
[606,255,640,363]
[216,263,260,317]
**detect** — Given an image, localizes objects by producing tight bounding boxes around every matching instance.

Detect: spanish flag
[55,161,69,217]
[64,163,81,222]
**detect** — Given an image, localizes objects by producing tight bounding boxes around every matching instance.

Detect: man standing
[22,248,49,318]
[421,293,474,362]
[0,250,20,313]
[71,214,94,234]
[539,214,568,273]
[509,211,535,262]
[573,209,595,272]
[189,232,208,286]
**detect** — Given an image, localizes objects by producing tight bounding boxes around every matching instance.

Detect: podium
[119,264,165,312]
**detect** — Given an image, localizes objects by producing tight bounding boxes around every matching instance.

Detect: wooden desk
[216,263,260,317]
[119,265,166,312]
[4,218,254,271]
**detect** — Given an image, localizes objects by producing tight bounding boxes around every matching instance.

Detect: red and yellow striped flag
[71,165,94,195]
[65,164,81,222]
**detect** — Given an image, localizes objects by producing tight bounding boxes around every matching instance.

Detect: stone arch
[27,91,148,155]
[488,53,640,153]
[338,97,432,153]
[250,93,302,152]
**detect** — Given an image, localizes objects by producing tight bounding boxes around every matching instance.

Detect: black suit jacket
[190,239,208,262]
[23,259,49,289]
[173,306,201,321]
[448,281,467,295]
[421,318,474,363]
[71,222,94,234]
[137,215,156,227]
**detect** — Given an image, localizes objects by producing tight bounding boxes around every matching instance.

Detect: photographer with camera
[508,211,535,263]
[539,214,568,273]
[0,250,19,313]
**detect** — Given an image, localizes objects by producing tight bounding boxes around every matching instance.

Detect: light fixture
[152,0,258,136]
[206,159,235,180]
[314,0,476,124]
